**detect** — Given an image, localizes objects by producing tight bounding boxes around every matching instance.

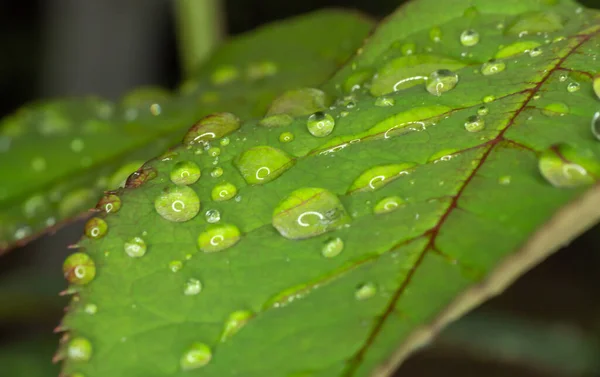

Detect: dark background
[1,1,599,376]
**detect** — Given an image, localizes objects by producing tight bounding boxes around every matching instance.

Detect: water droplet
[211,167,223,178]
[63,253,96,285]
[184,278,202,296]
[528,47,543,57]
[542,102,569,116]
[464,115,485,132]
[374,196,404,214]
[219,137,230,147]
[559,74,568,82]
[477,105,489,116]
[593,75,600,99]
[495,41,541,58]
[210,182,236,202]
[220,310,253,341]
[460,29,479,46]
[180,343,212,370]
[401,42,416,56]
[272,188,351,240]
[183,113,240,145]
[124,237,147,258]
[321,237,344,258]
[84,303,98,315]
[211,65,239,85]
[70,138,85,153]
[539,143,600,187]
[259,114,294,128]
[155,186,201,222]
[355,282,377,300]
[348,164,415,193]
[480,59,506,75]
[591,112,600,140]
[169,260,183,272]
[197,224,241,252]
[506,11,564,35]
[204,209,221,223]
[234,146,294,185]
[426,69,459,96]
[170,161,201,185]
[429,26,442,42]
[149,103,161,116]
[246,61,278,80]
[306,112,335,137]
[266,88,329,117]
[483,95,495,103]
[97,194,121,213]
[84,218,107,239]
[566,82,580,93]
[375,96,395,107]
[498,175,512,185]
[208,147,221,157]
[67,337,92,362]
[279,131,295,143]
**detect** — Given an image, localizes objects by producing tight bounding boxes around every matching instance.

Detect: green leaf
[61,1,600,376]
[0,9,373,252]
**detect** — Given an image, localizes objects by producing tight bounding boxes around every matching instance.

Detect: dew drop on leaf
[593,75,600,99]
[97,194,121,213]
[219,137,230,146]
[307,112,336,137]
[211,167,224,178]
[84,303,98,315]
[355,282,377,300]
[184,278,202,296]
[374,196,405,214]
[459,29,479,46]
[591,112,600,141]
[321,237,344,258]
[220,310,253,342]
[401,42,416,56]
[84,218,107,239]
[180,343,212,370]
[169,260,183,272]
[197,224,241,252]
[183,113,240,145]
[483,95,495,103]
[211,182,237,201]
[63,252,96,285]
[538,143,600,188]
[374,96,395,107]
[154,185,201,222]
[170,161,201,185]
[429,26,442,42]
[426,69,458,96]
[234,146,294,184]
[477,105,489,116]
[480,59,506,75]
[495,40,541,59]
[348,163,415,193]
[498,175,512,185]
[279,131,295,143]
[205,209,221,223]
[67,337,93,362]
[566,82,580,93]
[542,102,569,116]
[464,115,485,132]
[528,47,543,57]
[124,237,147,258]
[208,147,221,157]
[272,187,351,240]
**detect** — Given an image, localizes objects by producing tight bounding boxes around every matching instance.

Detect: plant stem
[174,0,224,78]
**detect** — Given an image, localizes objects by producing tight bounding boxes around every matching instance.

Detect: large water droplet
[272,188,351,240]
[495,41,541,58]
[480,59,506,75]
[124,237,147,258]
[84,218,107,239]
[591,112,600,141]
[63,253,96,285]
[426,69,459,96]
[211,65,239,85]
[234,146,294,185]
[67,337,93,362]
[542,102,569,116]
[184,278,202,296]
[321,237,344,258]
[180,343,212,370]
[464,115,485,132]
[460,29,480,46]
[170,161,201,185]
[183,113,240,145]
[220,310,253,342]
[259,114,294,128]
[97,194,121,213]
[355,282,377,300]
[506,11,564,35]
[266,88,329,117]
[154,186,201,222]
[374,196,404,214]
[306,112,335,137]
[211,182,237,201]
[348,164,415,193]
[197,224,241,252]
[538,143,600,187]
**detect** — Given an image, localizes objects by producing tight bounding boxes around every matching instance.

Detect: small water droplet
[464,115,485,132]
[495,40,541,59]
[208,147,221,157]
[211,65,239,85]
[498,175,512,185]
[97,194,121,213]
[211,182,237,202]
[426,69,459,96]
[197,224,241,252]
[205,209,221,223]
[67,337,92,362]
[460,29,479,46]
[170,161,201,185]
[63,253,96,285]
[539,143,600,187]
[84,218,108,239]
[211,167,223,178]
[477,105,489,116]
[279,131,295,143]
[321,237,344,258]
[528,47,543,57]
[84,303,98,315]
[220,310,253,342]
[375,96,395,107]
[234,146,294,185]
[180,343,212,370]
[183,113,240,145]
[566,82,580,93]
[591,111,600,140]
[348,164,415,193]
[483,95,495,103]
[355,282,377,300]
[542,102,569,116]
[306,112,335,137]
[124,237,147,258]
[184,278,202,296]
[480,59,506,75]
[401,42,416,56]
[169,260,183,272]
[155,186,201,222]
[429,26,442,42]
[374,196,404,214]
[272,188,351,240]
